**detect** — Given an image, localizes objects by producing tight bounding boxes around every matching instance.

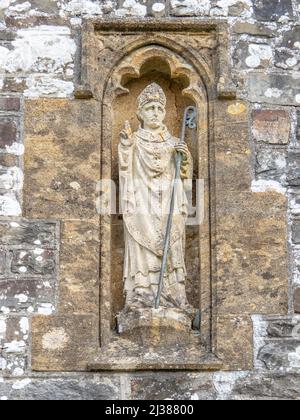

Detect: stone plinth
[117,307,193,347]
[89,308,222,372]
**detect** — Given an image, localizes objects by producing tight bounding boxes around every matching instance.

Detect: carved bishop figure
[119,83,193,315]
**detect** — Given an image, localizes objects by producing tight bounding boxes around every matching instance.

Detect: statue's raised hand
[120,121,133,146]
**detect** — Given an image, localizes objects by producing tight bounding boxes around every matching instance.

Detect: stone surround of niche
[22,19,289,372]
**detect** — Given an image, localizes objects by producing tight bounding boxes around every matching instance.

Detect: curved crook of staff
[155,106,198,309]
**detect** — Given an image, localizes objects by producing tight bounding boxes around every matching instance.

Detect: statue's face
[139,101,166,130]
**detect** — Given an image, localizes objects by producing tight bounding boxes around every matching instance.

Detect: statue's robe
[119,126,193,310]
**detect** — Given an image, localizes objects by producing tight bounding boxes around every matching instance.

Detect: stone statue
[118,83,193,316]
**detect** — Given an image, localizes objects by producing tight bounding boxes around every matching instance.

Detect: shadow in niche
[110,57,199,330]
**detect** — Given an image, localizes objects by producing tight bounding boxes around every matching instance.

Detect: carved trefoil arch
[77,19,235,371]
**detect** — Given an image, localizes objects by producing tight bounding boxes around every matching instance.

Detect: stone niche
[25,19,289,372]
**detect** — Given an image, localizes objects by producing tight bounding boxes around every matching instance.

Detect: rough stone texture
[31,315,98,371]
[294,289,300,314]
[252,110,291,145]
[255,147,287,183]
[249,73,300,107]
[253,0,294,21]
[287,152,300,187]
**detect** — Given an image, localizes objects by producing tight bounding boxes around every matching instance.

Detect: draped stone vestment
[119,125,193,310]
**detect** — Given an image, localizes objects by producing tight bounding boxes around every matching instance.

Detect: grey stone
[10,249,56,276]
[249,73,300,106]
[258,340,300,370]
[292,220,300,244]
[0,279,56,313]
[275,49,300,71]
[0,221,58,248]
[267,319,300,338]
[281,26,300,49]
[253,0,294,22]
[255,147,287,182]
[297,111,300,143]
[233,373,300,400]
[0,375,121,400]
[287,151,300,186]
[131,372,217,400]
[0,251,5,275]
[234,41,272,71]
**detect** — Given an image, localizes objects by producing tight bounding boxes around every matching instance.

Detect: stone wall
[0,0,300,400]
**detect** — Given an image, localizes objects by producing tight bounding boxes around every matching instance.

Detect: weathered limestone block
[281,26,300,49]
[0,117,18,149]
[287,151,300,186]
[170,0,210,16]
[0,250,5,275]
[0,26,76,98]
[252,110,291,145]
[0,166,22,192]
[292,220,300,244]
[58,220,99,315]
[0,315,29,377]
[249,73,300,106]
[258,340,300,371]
[255,147,287,182]
[10,249,56,276]
[0,373,122,400]
[232,22,273,37]
[252,0,294,22]
[215,316,253,371]
[24,99,101,220]
[0,96,20,112]
[31,315,98,371]
[267,318,300,338]
[0,279,56,314]
[0,220,58,247]
[216,192,288,316]
[116,0,147,16]
[131,372,217,400]
[275,49,300,71]
[0,192,21,216]
[232,372,300,400]
[234,41,273,70]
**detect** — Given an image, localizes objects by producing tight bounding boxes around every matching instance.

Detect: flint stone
[281,26,300,49]
[253,0,293,22]
[0,375,121,400]
[258,340,300,370]
[287,151,300,186]
[0,221,58,247]
[131,372,216,400]
[275,49,300,71]
[10,249,56,276]
[292,220,300,244]
[267,319,300,338]
[255,147,287,181]
[232,373,300,400]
